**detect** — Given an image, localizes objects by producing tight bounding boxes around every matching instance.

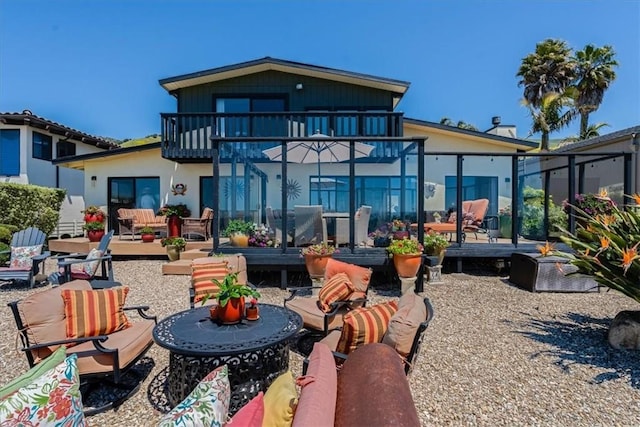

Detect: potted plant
[369,223,391,247]
[300,242,338,277]
[140,226,155,243]
[158,203,192,237]
[160,236,187,261]
[207,272,261,324]
[423,231,449,265]
[391,219,409,240]
[223,219,256,247]
[248,224,277,248]
[82,205,106,223]
[386,237,424,278]
[83,220,105,243]
[245,297,259,321]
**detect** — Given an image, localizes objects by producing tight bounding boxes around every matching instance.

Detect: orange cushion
[336,301,399,355]
[191,261,229,303]
[323,258,371,293]
[318,273,354,313]
[61,287,130,339]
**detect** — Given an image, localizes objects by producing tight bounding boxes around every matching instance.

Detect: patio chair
[284,258,371,336]
[317,294,434,375]
[294,205,327,247]
[0,227,50,288]
[50,230,114,285]
[335,205,372,247]
[182,207,214,241]
[7,279,157,414]
[414,198,490,242]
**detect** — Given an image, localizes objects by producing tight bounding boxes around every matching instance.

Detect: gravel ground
[2,259,640,426]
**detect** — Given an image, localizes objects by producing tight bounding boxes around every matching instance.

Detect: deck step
[162,259,192,275]
[181,249,211,260]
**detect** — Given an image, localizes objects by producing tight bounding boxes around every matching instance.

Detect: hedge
[0,183,66,236]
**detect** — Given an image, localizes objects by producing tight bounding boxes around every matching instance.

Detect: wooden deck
[48,235,551,291]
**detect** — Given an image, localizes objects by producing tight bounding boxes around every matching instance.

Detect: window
[444,176,498,215]
[215,96,286,137]
[57,141,76,158]
[0,129,20,176]
[108,177,160,231]
[32,131,52,160]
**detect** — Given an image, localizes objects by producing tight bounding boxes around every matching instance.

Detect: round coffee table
[153,304,302,413]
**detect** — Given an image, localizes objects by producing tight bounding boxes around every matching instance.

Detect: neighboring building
[0,110,118,236]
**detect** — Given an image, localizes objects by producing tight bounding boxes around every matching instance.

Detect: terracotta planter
[209,305,219,320]
[141,233,155,243]
[168,215,182,237]
[393,253,422,278]
[304,254,332,277]
[218,297,245,324]
[87,229,105,242]
[246,306,259,321]
[166,245,181,262]
[229,233,249,247]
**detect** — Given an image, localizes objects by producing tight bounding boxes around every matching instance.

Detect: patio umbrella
[261,132,375,203]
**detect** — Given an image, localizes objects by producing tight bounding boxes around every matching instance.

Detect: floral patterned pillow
[9,244,43,269]
[0,353,85,426]
[158,365,230,427]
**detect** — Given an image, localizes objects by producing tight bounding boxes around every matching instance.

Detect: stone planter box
[509,252,599,293]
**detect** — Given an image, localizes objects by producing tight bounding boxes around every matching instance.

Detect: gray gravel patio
[1,258,640,426]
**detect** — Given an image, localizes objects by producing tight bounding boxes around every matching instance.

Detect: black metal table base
[167,341,291,413]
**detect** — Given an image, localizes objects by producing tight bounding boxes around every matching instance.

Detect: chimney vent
[491,116,501,126]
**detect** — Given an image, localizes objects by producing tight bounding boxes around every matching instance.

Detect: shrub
[0,183,65,236]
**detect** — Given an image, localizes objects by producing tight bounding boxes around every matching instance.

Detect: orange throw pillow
[61,287,130,339]
[317,272,354,313]
[323,258,372,293]
[336,300,399,355]
[192,262,230,303]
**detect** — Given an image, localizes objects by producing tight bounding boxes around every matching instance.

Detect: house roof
[403,117,538,150]
[552,125,640,153]
[0,111,119,149]
[159,57,411,97]
[52,141,161,169]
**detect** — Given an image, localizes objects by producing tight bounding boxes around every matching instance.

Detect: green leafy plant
[300,242,338,256]
[160,236,186,250]
[386,237,424,256]
[223,219,256,237]
[82,205,106,217]
[206,272,261,308]
[140,226,155,235]
[558,200,639,302]
[83,221,105,231]
[158,203,191,218]
[423,231,449,255]
[0,183,66,236]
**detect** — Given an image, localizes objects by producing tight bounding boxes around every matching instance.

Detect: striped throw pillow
[318,272,354,313]
[192,262,230,303]
[335,300,399,355]
[61,287,130,339]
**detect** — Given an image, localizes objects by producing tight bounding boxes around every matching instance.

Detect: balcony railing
[161,111,404,160]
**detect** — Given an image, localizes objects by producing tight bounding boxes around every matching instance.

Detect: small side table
[509,252,599,292]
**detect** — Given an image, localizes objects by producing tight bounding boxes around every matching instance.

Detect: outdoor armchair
[284,258,371,336]
[7,280,157,414]
[316,294,434,375]
[182,207,214,241]
[49,230,114,285]
[0,226,50,288]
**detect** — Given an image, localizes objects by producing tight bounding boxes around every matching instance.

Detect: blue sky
[1,1,638,141]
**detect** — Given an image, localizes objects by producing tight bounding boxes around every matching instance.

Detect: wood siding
[177,70,396,112]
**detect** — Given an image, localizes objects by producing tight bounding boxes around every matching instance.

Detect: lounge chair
[413,198,490,242]
[0,227,50,288]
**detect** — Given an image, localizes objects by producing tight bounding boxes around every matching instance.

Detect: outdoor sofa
[116,208,167,240]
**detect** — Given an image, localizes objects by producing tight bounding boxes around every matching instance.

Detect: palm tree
[517,39,576,150]
[517,39,575,108]
[572,44,618,139]
[561,122,610,143]
[439,117,454,126]
[523,92,576,150]
[439,117,478,131]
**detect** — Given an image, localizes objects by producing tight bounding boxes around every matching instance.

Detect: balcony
[161,111,404,162]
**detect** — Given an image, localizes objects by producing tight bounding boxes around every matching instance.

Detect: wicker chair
[182,207,214,241]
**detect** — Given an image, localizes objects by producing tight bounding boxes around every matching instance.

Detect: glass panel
[252,99,285,112]
[0,129,20,175]
[216,98,249,137]
[135,179,160,213]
